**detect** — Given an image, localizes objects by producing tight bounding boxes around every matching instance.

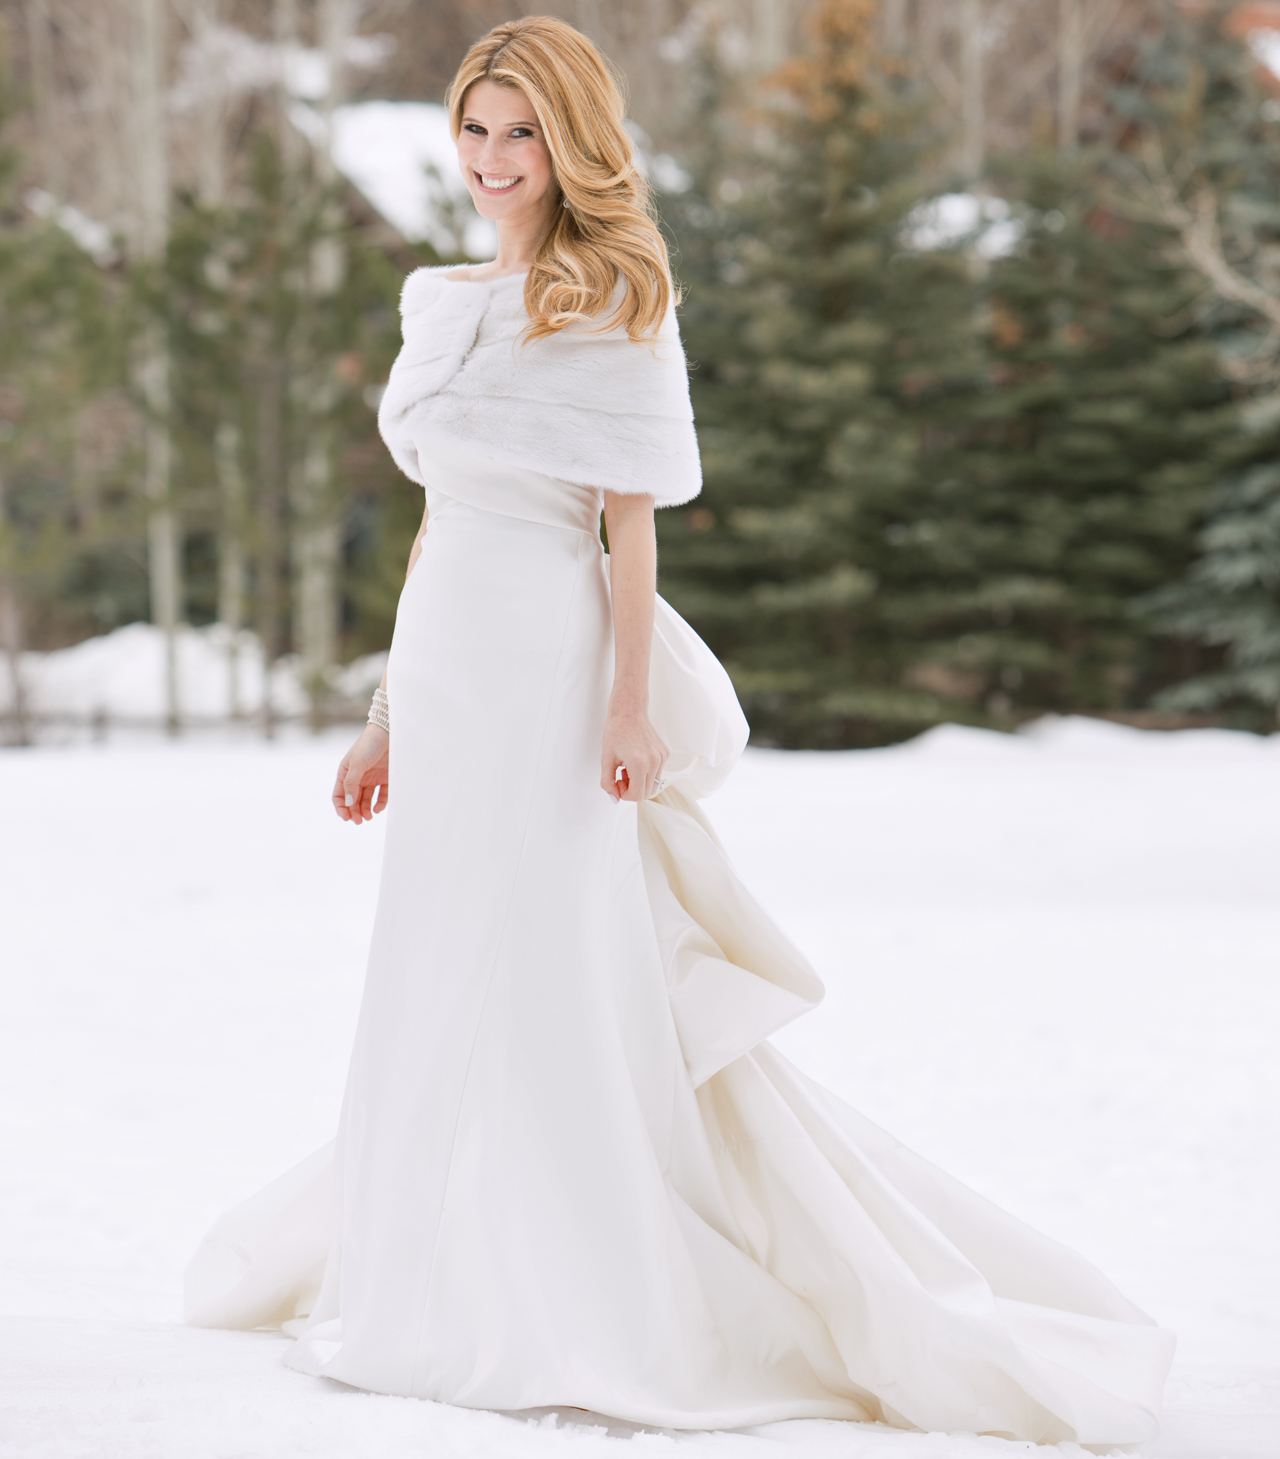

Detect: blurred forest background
[1,0,1279,746]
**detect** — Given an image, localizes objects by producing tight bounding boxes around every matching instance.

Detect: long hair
[445,16,676,342]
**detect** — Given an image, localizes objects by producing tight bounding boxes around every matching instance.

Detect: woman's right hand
[332,725,390,824]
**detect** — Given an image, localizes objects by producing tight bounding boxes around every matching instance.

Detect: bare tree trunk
[752,0,792,73]
[132,0,180,735]
[0,462,32,748]
[293,440,341,725]
[192,0,227,206]
[72,406,100,530]
[215,422,247,720]
[190,0,248,723]
[1058,0,1084,152]
[273,0,305,173]
[290,0,351,728]
[138,336,179,733]
[256,354,285,740]
[960,0,985,179]
[24,0,65,197]
[882,0,910,52]
[257,0,303,738]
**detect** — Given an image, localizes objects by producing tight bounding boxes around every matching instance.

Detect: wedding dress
[185,268,1175,1448]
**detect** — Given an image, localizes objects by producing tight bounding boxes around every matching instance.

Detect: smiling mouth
[476,172,522,192]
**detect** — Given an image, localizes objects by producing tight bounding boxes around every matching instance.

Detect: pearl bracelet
[368,687,390,734]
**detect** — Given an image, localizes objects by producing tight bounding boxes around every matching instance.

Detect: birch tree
[131,0,182,734]
[184,0,250,718]
[291,0,351,724]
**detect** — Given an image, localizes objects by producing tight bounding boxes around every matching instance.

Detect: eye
[463,123,487,136]
[510,127,535,139]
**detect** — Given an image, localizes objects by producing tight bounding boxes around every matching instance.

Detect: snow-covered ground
[1,718,1277,1458]
[0,621,387,728]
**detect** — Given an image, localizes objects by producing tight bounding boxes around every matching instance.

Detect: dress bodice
[416,431,604,538]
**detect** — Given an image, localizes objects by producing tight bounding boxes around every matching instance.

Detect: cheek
[526,145,554,188]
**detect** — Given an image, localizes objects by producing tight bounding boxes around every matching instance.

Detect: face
[456,80,557,226]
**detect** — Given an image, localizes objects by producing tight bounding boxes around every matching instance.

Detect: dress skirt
[185,443,1175,1447]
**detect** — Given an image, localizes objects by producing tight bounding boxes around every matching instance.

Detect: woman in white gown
[185,17,1175,1448]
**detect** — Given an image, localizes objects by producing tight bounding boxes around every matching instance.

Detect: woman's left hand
[601,705,668,803]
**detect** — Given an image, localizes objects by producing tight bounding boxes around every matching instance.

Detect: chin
[467,190,515,221]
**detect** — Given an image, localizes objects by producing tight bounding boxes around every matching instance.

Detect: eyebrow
[461,114,540,128]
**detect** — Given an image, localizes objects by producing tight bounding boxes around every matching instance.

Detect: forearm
[603,491,657,712]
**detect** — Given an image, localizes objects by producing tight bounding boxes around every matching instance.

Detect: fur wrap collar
[378,266,702,508]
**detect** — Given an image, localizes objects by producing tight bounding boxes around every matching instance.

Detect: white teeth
[480,175,518,190]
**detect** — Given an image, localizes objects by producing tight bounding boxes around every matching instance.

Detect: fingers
[344,764,368,823]
[601,757,622,801]
[602,749,669,803]
[337,754,389,825]
[360,775,390,819]
[332,757,353,820]
[616,758,663,803]
[338,772,390,825]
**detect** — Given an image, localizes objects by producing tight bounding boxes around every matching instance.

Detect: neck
[492,199,556,275]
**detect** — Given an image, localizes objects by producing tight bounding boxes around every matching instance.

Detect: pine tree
[659,0,1238,746]
[1142,444,1280,726]
[658,0,978,747]
[1109,5,1280,728]
[919,152,1233,723]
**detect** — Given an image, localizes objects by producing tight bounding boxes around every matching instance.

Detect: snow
[291,99,499,259]
[1,621,387,729]
[1,718,1277,1457]
[169,25,396,113]
[903,193,1023,259]
[1249,29,1280,89]
[22,189,118,266]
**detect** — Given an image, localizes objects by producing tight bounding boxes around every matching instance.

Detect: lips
[476,172,522,193]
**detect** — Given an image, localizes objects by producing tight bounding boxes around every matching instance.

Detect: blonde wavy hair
[445,16,676,342]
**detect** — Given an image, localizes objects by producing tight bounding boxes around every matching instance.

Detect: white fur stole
[378,266,702,507]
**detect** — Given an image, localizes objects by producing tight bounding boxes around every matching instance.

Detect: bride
[186,16,1174,1447]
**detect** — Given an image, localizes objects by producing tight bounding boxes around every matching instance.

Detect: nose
[476,136,508,173]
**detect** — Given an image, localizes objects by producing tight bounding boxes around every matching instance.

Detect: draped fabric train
[184,273,1175,1448]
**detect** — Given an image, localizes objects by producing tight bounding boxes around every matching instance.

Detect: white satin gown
[185,292,1175,1451]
